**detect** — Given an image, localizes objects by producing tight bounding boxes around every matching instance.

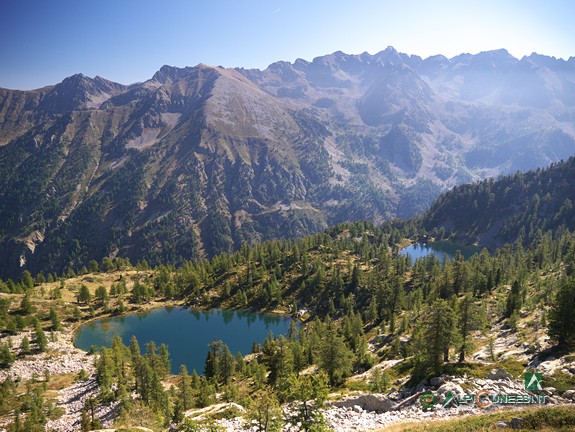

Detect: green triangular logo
[524,372,543,390]
[442,391,458,408]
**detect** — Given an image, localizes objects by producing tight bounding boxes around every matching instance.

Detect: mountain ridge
[1,47,575,278]
[419,156,575,249]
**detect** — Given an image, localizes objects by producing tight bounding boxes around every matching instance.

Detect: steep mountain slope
[0,65,341,278]
[420,156,575,248]
[1,48,575,278]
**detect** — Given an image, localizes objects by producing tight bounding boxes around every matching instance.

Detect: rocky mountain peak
[1,48,575,277]
[37,73,126,113]
[151,64,197,84]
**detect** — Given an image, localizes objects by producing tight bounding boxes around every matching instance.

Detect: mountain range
[1,47,575,278]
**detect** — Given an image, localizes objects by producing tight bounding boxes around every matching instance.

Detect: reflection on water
[74,307,292,374]
[400,241,481,263]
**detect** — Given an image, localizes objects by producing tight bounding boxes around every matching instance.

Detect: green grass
[343,379,370,392]
[395,405,575,431]
[392,358,527,388]
[544,370,575,394]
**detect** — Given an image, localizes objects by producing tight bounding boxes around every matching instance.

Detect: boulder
[487,368,513,381]
[430,376,445,387]
[543,387,557,395]
[562,389,575,400]
[509,417,524,429]
[437,382,464,396]
[332,395,395,413]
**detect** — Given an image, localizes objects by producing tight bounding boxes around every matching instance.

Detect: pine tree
[267,336,293,387]
[20,336,30,355]
[20,270,34,291]
[130,336,142,393]
[422,299,456,375]
[319,325,354,386]
[96,348,115,394]
[73,305,82,321]
[349,265,361,292]
[95,285,108,305]
[367,295,379,323]
[204,340,235,386]
[49,307,62,331]
[548,278,575,348]
[506,280,523,317]
[285,373,330,432]
[247,386,282,432]
[35,325,48,352]
[77,285,91,304]
[88,260,100,273]
[19,295,34,315]
[457,293,484,362]
[369,367,391,393]
[0,343,14,368]
[178,365,193,411]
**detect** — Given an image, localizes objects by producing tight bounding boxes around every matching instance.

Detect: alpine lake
[400,241,481,262]
[74,307,292,374]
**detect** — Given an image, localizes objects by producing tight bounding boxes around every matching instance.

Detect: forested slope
[420,157,575,249]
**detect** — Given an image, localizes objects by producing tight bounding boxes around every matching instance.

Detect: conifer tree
[49,307,62,331]
[20,270,34,291]
[319,325,354,386]
[548,278,575,348]
[20,336,30,355]
[35,325,48,352]
[19,295,33,315]
[247,386,282,432]
[422,299,456,375]
[178,365,193,411]
[457,293,485,362]
[0,343,14,368]
[77,285,91,304]
[285,373,330,432]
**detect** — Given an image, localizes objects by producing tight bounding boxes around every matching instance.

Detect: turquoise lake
[74,307,292,374]
[400,241,481,262]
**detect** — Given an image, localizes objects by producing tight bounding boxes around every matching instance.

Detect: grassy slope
[378,405,575,431]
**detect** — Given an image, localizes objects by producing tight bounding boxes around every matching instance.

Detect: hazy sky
[1,0,574,90]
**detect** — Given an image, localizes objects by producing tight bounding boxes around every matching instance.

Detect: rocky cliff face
[1,48,575,277]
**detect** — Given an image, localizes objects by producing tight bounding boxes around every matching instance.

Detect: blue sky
[1,0,574,89]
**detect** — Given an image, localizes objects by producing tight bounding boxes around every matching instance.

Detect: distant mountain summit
[0,48,574,277]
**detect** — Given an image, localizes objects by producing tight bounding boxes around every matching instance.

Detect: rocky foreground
[0,330,113,432]
[0,331,93,382]
[218,365,575,432]
[3,327,575,431]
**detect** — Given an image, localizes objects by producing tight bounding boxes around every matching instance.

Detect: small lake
[74,307,292,374]
[400,241,480,262]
